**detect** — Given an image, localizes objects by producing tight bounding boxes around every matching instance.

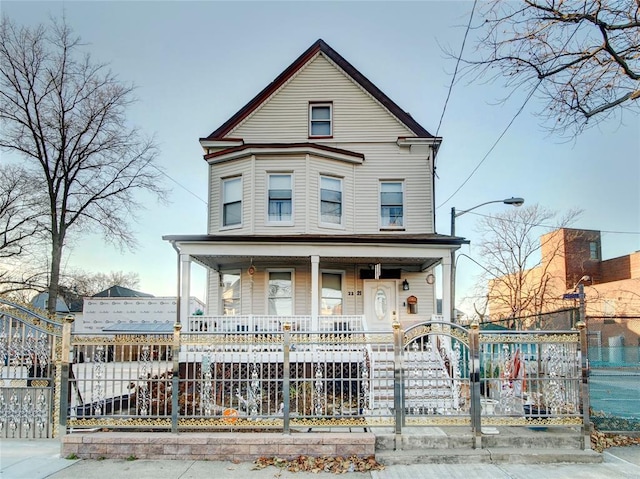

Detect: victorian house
[164,39,463,333]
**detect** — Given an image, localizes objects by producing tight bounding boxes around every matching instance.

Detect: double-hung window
[320,176,342,226]
[309,103,332,137]
[380,181,404,228]
[321,272,343,316]
[268,174,292,223]
[221,271,241,316]
[222,177,242,227]
[268,271,293,315]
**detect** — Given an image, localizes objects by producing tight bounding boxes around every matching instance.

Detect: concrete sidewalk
[1,439,640,479]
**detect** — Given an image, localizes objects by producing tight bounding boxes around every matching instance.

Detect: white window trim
[379,180,405,230]
[319,269,345,317]
[309,102,333,138]
[266,172,294,226]
[221,176,242,230]
[266,268,295,315]
[319,174,344,229]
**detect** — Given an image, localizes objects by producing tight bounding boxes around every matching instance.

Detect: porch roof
[163,233,466,245]
[163,233,468,270]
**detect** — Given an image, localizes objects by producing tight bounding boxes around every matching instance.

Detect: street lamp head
[450,195,526,323]
[573,275,591,290]
[503,197,525,207]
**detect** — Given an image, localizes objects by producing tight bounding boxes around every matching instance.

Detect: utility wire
[438,21,581,210]
[150,164,208,206]
[434,0,478,141]
[467,210,640,235]
[436,80,541,209]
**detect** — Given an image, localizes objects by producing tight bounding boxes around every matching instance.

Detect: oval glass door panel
[374,288,388,320]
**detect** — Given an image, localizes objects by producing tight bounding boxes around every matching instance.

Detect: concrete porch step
[482,430,583,449]
[376,433,472,450]
[374,426,589,453]
[376,447,603,465]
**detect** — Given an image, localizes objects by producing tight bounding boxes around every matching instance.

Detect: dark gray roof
[163,233,468,246]
[93,285,154,298]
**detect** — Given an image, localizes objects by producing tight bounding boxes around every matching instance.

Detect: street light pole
[450,197,524,323]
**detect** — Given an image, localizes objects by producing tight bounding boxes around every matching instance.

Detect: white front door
[363,280,398,331]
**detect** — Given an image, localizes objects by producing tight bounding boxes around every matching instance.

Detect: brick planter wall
[61,432,376,461]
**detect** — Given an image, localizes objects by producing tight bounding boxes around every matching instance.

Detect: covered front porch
[163,234,463,332]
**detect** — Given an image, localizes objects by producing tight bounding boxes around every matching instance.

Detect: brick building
[488,228,640,349]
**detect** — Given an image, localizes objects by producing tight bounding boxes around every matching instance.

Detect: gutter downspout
[170,240,181,433]
[431,145,438,233]
[171,241,181,325]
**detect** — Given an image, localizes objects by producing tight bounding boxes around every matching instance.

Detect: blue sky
[3,1,639,312]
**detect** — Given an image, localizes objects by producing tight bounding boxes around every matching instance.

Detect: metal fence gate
[403,321,472,427]
[0,298,63,438]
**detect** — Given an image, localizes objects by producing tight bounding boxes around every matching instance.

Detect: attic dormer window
[309,103,332,137]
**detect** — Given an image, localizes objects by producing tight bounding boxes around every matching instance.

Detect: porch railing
[61,320,590,449]
[187,315,365,333]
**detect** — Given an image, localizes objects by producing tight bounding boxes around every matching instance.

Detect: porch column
[311,255,319,330]
[180,254,191,327]
[441,253,452,323]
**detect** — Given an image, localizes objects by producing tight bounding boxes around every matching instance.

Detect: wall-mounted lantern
[402,279,410,291]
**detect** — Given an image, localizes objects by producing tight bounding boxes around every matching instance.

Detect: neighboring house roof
[92,285,154,298]
[202,39,436,141]
[66,298,84,313]
[31,293,70,313]
[480,322,510,331]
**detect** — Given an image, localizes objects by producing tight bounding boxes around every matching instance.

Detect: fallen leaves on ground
[591,430,640,453]
[253,455,384,473]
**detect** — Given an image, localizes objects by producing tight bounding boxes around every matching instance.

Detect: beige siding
[305,157,356,234]
[231,54,415,143]
[348,142,433,234]
[208,158,254,235]
[208,147,433,235]
[206,263,436,322]
[252,155,306,235]
[397,271,437,325]
[207,51,434,236]
[206,271,218,314]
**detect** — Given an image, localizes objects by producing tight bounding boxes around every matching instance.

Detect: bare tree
[0,164,42,259]
[0,266,50,300]
[60,269,141,298]
[0,164,46,298]
[463,0,640,135]
[0,17,167,313]
[475,204,582,329]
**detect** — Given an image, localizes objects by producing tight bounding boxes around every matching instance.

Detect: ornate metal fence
[66,326,395,432]
[0,299,63,438]
[479,330,584,428]
[62,319,590,447]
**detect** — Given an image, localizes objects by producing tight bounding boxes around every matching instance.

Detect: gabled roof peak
[203,39,435,140]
